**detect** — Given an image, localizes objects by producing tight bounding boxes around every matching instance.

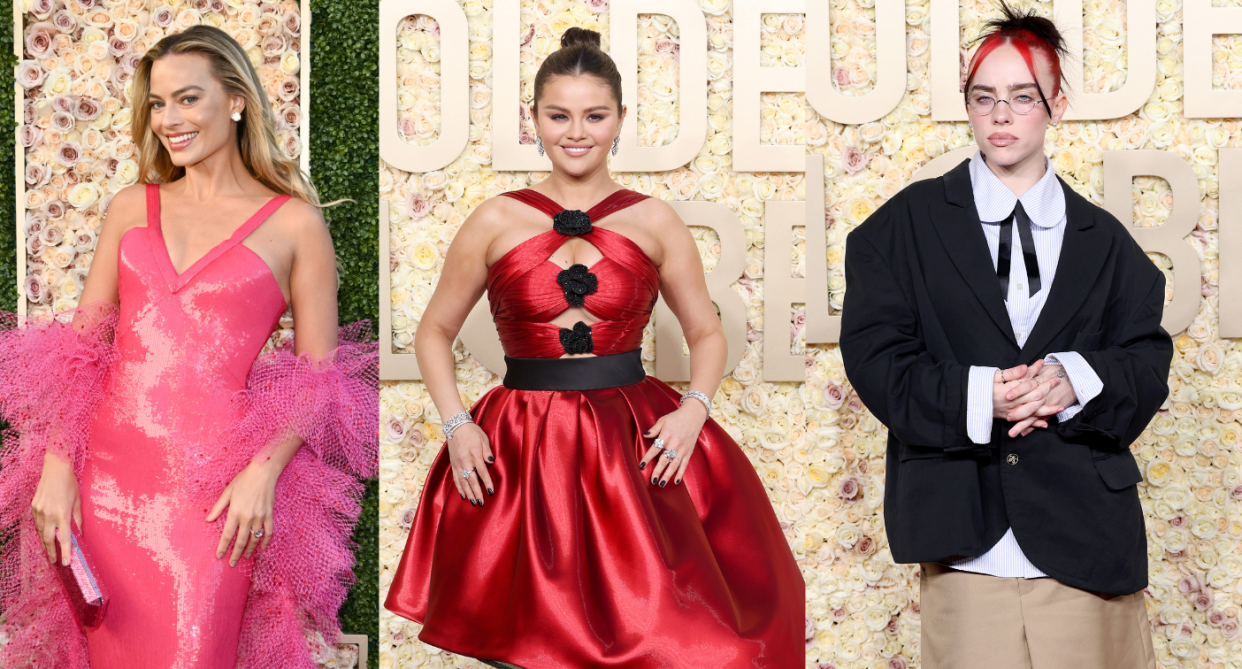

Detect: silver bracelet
[442,411,473,440]
[679,390,712,414]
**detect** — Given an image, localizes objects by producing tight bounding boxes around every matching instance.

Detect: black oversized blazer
[839,158,1173,596]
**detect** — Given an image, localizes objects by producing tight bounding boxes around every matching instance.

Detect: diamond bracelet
[442,411,473,441]
[679,390,712,414]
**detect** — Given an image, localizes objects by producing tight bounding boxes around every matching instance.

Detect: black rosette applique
[559,321,594,355]
[556,264,598,307]
[552,209,592,236]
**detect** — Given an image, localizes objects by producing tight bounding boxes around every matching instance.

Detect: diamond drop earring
[536,137,544,157]
[231,111,242,122]
[611,137,619,156]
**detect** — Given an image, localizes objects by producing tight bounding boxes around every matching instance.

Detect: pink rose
[262,35,286,57]
[191,0,211,11]
[70,0,97,10]
[122,52,143,73]
[1169,514,1186,528]
[282,133,300,160]
[1178,575,1200,593]
[109,37,128,58]
[655,38,678,55]
[283,11,300,35]
[29,0,53,18]
[399,117,416,139]
[103,158,119,177]
[840,477,861,500]
[1224,619,1241,640]
[25,233,44,258]
[278,75,300,102]
[824,384,845,410]
[42,200,65,220]
[818,663,840,669]
[74,97,102,121]
[856,534,877,556]
[1193,590,1214,610]
[23,99,35,124]
[25,162,47,187]
[25,24,54,57]
[152,5,174,28]
[1210,610,1227,626]
[23,212,46,239]
[399,507,416,529]
[888,657,907,669]
[279,104,300,129]
[51,9,75,32]
[846,392,865,414]
[407,193,432,220]
[19,124,43,148]
[23,274,47,305]
[843,146,870,174]
[210,0,225,12]
[520,24,535,48]
[831,608,846,622]
[40,225,64,247]
[834,66,849,87]
[805,615,814,640]
[16,61,47,89]
[1230,485,1242,500]
[586,0,609,13]
[56,142,82,166]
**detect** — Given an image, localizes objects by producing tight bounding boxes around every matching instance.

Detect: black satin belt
[503,349,646,391]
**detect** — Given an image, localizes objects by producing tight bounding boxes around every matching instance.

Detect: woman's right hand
[32,451,81,566]
[447,422,494,506]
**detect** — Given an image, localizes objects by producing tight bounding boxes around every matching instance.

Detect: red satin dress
[385,189,804,669]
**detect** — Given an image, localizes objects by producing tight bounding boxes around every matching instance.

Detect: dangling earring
[536,137,544,157]
[231,111,242,122]
[611,137,619,156]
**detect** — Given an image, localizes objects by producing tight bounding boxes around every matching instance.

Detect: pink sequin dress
[0,184,379,668]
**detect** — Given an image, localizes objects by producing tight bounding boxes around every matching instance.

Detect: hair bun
[559,27,602,50]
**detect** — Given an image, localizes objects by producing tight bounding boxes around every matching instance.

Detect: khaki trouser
[920,562,1157,669]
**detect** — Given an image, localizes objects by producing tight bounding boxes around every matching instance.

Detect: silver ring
[251,528,264,539]
[653,437,666,450]
[663,449,677,460]
[462,468,473,479]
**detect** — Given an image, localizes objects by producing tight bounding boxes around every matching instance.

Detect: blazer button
[1007,453,1020,465]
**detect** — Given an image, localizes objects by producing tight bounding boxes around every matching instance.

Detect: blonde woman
[0,26,377,668]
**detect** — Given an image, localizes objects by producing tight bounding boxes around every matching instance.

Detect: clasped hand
[993,359,1077,438]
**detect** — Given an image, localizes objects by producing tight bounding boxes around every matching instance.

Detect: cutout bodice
[486,189,658,358]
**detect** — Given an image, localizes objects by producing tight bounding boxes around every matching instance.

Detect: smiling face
[532,74,625,179]
[146,52,243,167]
[966,42,1067,172]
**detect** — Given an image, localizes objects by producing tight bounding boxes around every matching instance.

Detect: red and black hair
[964,2,1070,117]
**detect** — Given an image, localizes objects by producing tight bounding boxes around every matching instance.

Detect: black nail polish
[460,493,465,500]
[652,477,658,484]
[675,478,681,485]
[487,456,495,463]
[487,488,493,495]
[659,480,666,488]
[638,461,646,470]
[471,499,477,506]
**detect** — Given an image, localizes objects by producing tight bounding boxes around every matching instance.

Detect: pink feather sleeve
[198,322,379,668]
[0,303,119,667]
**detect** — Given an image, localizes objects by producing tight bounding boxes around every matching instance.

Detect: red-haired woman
[841,4,1170,669]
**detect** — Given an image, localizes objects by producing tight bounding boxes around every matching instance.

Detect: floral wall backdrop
[380,1,1242,668]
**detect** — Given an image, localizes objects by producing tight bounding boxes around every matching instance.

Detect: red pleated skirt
[385,377,804,669]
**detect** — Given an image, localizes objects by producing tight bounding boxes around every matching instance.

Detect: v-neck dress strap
[145,183,162,230]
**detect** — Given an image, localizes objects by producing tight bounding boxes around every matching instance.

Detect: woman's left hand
[640,400,709,487]
[206,459,279,566]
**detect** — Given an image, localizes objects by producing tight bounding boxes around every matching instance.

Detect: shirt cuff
[967,366,998,445]
[1044,352,1103,422]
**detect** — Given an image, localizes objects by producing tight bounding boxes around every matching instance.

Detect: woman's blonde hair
[131,25,321,206]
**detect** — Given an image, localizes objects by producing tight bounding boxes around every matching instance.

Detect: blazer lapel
[1018,179,1111,359]
[930,160,1017,344]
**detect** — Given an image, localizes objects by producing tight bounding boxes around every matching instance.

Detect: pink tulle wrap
[0,305,118,667]
[0,308,378,668]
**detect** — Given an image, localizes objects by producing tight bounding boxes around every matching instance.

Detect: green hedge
[2,15,16,311]
[308,1,379,666]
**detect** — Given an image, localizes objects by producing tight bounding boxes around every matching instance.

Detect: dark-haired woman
[840,5,1169,669]
[384,27,803,669]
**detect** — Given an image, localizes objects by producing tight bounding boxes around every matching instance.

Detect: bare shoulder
[630,196,692,257]
[268,197,330,243]
[453,194,521,252]
[630,196,683,231]
[100,184,150,238]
